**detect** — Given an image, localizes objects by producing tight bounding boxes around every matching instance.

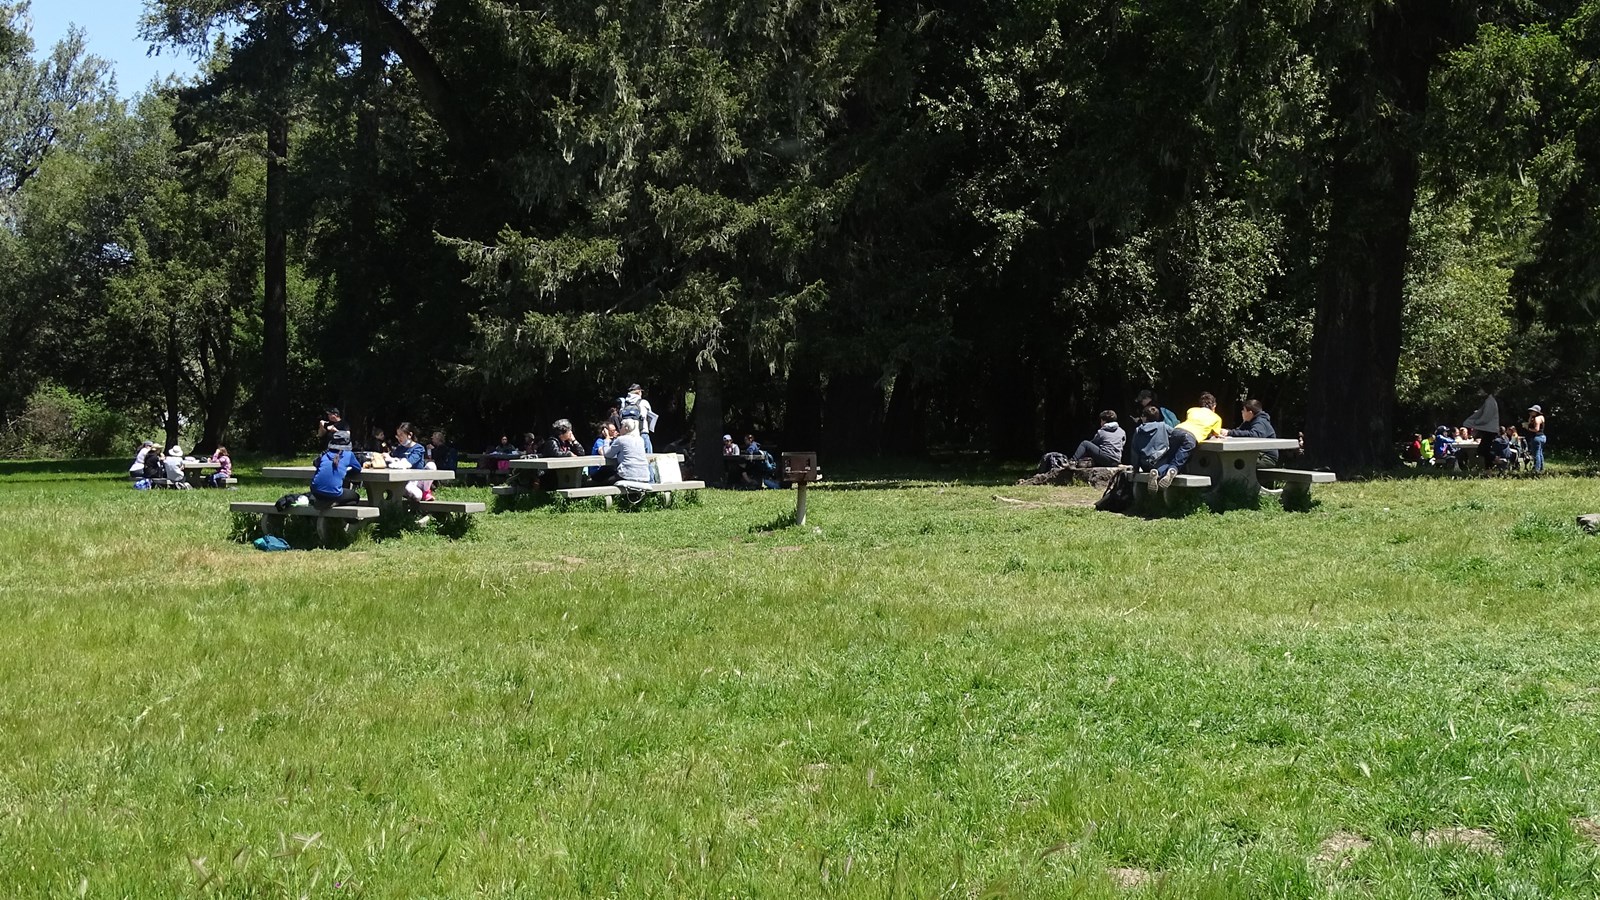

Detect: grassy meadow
[2,456,1600,897]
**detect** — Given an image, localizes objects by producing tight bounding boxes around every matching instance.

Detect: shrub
[1,384,141,459]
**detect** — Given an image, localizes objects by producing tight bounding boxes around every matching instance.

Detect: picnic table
[231,466,484,543]
[152,459,234,488]
[493,453,704,507]
[1187,438,1304,492]
[1133,436,1334,505]
[456,452,518,483]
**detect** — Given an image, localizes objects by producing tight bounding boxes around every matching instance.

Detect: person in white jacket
[128,440,155,480]
[620,383,660,453]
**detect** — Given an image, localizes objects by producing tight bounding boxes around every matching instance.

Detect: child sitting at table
[1432,426,1457,469]
[311,431,362,505]
[206,445,232,487]
[389,422,434,501]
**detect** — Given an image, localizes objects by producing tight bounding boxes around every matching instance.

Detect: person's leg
[1070,441,1098,463]
[404,481,424,501]
[1169,431,1195,472]
[1090,447,1121,467]
[642,432,653,453]
[1534,434,1546,473]
[338,487,362,505]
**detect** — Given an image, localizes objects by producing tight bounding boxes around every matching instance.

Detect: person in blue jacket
[389,422,434,501]
[311,431,363,505]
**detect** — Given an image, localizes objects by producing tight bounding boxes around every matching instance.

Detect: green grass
[2,456,1600,896]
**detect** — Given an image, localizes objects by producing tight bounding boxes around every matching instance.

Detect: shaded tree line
[4,0,1600,476]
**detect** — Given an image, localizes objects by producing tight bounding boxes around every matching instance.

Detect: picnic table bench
[230,466,483,543]
[492,454,704,507]
[1133,437,1335,506]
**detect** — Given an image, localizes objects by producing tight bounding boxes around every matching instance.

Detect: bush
[1,384,141,459]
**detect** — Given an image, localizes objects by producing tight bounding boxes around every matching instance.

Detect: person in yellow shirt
[1175,392,1227,441]
[1154,392,1225,490]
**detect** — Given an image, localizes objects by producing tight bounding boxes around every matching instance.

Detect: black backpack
[1094,469,1134,513]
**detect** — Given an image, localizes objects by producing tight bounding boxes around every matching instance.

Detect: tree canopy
[3,0,1599,474]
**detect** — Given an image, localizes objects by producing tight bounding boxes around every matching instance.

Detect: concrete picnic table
[506,455,605,491]
[1186,437,1304,492]
[260,466,457,506]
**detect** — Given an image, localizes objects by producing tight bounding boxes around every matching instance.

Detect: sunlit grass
[1,456,1599,896]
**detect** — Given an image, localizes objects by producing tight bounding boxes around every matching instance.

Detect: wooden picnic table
[1187,438,1304,492]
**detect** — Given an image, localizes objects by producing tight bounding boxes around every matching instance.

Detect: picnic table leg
[263,513,284,537]
[557,469,583,490]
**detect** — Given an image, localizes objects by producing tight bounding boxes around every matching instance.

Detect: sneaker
[1157,468,1176,491]
[421,489,434,502]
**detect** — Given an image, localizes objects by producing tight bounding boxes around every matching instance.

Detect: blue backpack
[253,535,291,552]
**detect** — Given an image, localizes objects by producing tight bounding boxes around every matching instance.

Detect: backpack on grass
[1094,469,1135,513]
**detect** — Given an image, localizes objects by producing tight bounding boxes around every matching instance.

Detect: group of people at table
[1405,393,1547,473]
[127,442,232,488]
[1049,390,1287,492]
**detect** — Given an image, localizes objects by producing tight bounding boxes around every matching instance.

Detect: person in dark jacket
[1070,410,1127,468]
[1222,398,1279,464]
[311,431,363,505]
[536,419,586,489]
[537,419,585,458]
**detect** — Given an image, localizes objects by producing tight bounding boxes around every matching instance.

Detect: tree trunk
[823,371,885,459]
[1304,4,1469,474]
[261,92,291,452]
[164,315,182,451]
[782,355,823,450]
[694,366,724,486]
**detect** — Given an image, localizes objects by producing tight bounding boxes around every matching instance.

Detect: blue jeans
[642,432,653,453]
[1532,433,1546,473]
[1156,429,1196,478]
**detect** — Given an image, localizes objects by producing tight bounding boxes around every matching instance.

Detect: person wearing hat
[722,434,739,457]
[163,446,192,489]
[618,383,658,453]
[310,430,363,505]
[128,440,157,480]
[1525,404,1546,474]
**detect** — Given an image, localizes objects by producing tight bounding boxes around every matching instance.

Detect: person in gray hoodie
[1071,410,1127,467]
[1223,398,1279,464]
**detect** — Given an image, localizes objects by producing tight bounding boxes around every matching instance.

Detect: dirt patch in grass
[1313,831,1372,867]
[1415,827,1502,854]
[1573,817,1600,845]
[1107,866,1152,888]
[992,493,1098,510]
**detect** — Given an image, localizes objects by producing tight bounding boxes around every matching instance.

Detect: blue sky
[28,0,201,96]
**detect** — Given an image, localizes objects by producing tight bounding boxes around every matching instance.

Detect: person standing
[1525,404,1546,474]
[1462,388,1501,473]
[620,383,658,453]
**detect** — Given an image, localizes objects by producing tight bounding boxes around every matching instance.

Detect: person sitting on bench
[598,417,652,486]
[129,440,156,481]
[310,431,363,505]
[1220,398,1279,465]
